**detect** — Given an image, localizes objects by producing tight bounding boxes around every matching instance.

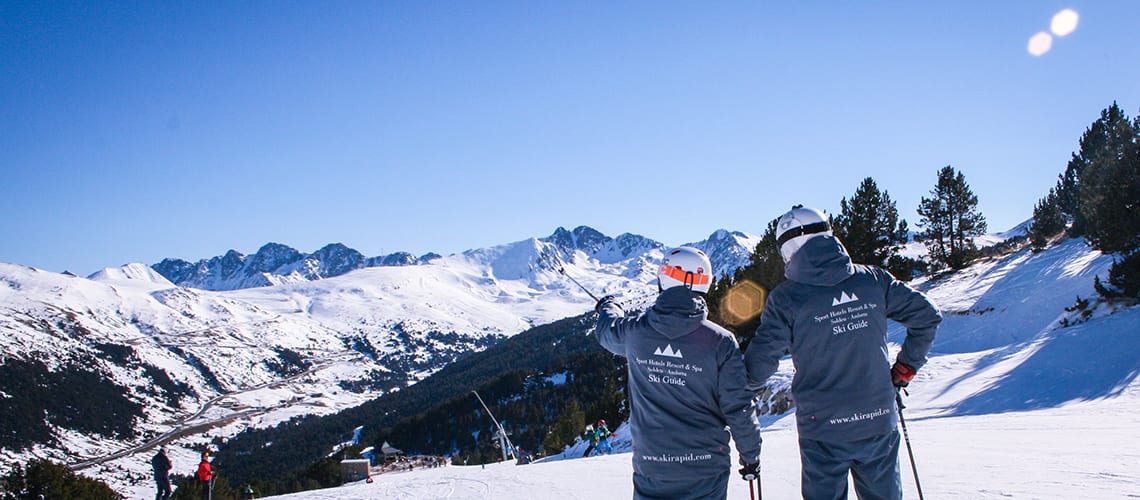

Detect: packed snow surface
[259,314,1140,499]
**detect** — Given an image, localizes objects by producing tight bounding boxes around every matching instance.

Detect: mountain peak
[151,242,426,291]
[541,226,612,255]
[247,243,304,274]
[88,263,175,287]
[685,229,762,278]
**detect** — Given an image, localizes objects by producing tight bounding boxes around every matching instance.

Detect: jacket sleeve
[718,336,763,463]
[594,300,629,356]
[880,268,941,370]
[744,292,792,392]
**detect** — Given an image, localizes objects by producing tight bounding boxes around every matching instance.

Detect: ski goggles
[659,265,711,287]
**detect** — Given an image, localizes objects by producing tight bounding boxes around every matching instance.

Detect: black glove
[595,295,617,313]
[738,461,760,481]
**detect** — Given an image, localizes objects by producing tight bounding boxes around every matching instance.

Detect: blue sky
[2,2,1138,275]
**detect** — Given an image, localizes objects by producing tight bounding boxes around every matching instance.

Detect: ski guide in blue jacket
[745,234,941,443]
[595,286,763,481]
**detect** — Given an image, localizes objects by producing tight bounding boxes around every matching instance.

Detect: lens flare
[1028,32,1053,56]
[720,280,767,325]
[1051,9,1079,37]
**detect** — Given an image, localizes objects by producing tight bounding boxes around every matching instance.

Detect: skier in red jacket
[197,450,216,500]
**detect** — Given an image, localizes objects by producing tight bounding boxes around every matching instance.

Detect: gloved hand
[595,295,617,313]
[738,461,760,481]
[891,361,916,387]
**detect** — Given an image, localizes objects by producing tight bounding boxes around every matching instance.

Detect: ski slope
[261,313,1140,499]
[261,378,1140,500]
[252,238,1140,499]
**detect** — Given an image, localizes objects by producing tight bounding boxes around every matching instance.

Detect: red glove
[891,361,916,387]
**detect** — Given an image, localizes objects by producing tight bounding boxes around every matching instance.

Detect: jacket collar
[784,235,855,286]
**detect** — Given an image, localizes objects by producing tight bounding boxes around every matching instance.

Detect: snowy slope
[254,237,1140,499]
[0,262,388,473]
[263,365,1140,500]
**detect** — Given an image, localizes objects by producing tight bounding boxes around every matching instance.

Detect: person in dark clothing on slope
[151,446,172,500]
[744,205,941,500]
[583,424,598,457]
[595,246,763,500]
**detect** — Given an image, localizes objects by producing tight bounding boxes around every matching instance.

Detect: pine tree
[542,397,584,455]
[916,166,988,270]
[2,460,121,500]
[1058,103,1133,238]
[1029,188,1067,249]
[1056,153,1085,236]
[1078,103,1140,254]
[832,177,909,267]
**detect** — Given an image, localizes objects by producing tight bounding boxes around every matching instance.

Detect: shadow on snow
[946,309,1140,416]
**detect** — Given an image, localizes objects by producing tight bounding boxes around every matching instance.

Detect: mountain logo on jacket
[653,344,683,358]
[832,291,859,306]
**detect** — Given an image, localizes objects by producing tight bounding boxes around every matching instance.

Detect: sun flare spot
[1051,9,1079,37]
[1028,32,1053,56]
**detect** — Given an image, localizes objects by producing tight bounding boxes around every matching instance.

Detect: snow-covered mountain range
[151,242,441,291]
[147,226,758,292]
[0,226,759,477]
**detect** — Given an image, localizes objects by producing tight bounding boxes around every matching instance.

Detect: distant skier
[197,450,216,500]
[150,446,172,500]
[595,246,763,500]
[744,206,941,500]
[594,420,613,455]
[583,424,597,457]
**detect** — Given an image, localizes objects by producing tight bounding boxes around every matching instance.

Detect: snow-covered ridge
[88,263,175,287]
[148,242,441,291]
[145,226,761,293]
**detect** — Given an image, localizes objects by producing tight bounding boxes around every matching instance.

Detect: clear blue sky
[3,2,1138,275]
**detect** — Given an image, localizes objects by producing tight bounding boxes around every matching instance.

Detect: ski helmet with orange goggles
[657,246,713,294]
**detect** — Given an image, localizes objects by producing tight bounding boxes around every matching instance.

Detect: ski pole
[749,478,756,500]
[896,389,925,500]
[558,267,601,302]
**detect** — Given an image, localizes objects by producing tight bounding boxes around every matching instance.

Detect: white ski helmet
[775,205,832,263]
[658,246,713,294]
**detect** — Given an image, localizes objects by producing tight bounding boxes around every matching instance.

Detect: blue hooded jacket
[745,235,941,442]
[596,286,763,479]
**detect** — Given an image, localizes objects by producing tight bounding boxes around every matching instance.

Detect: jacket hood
[647,286,708,339]
[785,234,855,286]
